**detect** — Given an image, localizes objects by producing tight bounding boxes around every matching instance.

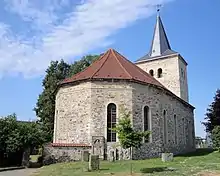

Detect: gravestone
[109,150,115,162]
[89,155,99,171]
[81,150,90,162]
[119,149,124,160]
[161,153,173,162]
[115,148,119,160]
[92,136,105,160]
[22,148,31,167]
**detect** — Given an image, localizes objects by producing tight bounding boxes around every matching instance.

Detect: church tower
[135,12,189,102]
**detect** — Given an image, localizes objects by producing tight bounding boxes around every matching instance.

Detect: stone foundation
[43,143,91,162]
[43,141,195,164]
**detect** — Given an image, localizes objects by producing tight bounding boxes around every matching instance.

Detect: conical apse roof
[60,48,164,88]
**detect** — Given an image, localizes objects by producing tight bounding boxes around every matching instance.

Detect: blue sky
[0,0,219,138]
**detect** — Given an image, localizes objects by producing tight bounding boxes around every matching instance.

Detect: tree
[18,121,47,150]
[203,89,220,133]
[0,113,19,153]
[34,55,99,141]
[34,60,71,141]
[0,114,46,154]
[113,106,150,174]
[69,55,99,76]
[212,126,220,151]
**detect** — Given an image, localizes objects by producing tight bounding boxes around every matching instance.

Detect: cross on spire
[156,4,162,16]
[135,4,178,62]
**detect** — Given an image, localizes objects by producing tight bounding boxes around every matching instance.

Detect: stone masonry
[52,80,195,160]
[131,82,195,159]
[53,82,91,144]
[136,54,189,103]
[44,144,91,161]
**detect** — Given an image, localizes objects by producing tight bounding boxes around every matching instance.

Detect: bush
[37,156,43,164]
[212,126,220,151]
[43,155,56,166]
[56,155,72,163]
[38,148,43,155]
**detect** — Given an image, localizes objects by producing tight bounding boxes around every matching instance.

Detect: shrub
[37,156,43,164]
[38,148,43,155]
[43,155,56,166]
[212,126,220,151]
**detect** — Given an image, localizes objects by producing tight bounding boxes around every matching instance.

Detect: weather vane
[156,4,162,14]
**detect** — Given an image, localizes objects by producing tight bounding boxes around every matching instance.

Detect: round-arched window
[149,69,154,76]
[157,68,162,78]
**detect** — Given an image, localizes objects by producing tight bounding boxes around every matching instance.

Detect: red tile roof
[52,143,91,147]
[60,48,164,88]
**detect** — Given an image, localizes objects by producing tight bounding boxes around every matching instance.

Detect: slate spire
[136,10,177,62]
[149,11,171,57]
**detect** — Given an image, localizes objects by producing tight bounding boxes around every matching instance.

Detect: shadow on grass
[177,148,214,157]
[99,168,110,171]
[140,167,176,173]
[28,161,42,168]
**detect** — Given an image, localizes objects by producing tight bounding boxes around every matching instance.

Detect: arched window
[149,69,154,76]
[174,114,178,144]
[157,68,162,78]
[143,106,150,143]
[163,110,167,144]
[188,120,192,146]
[182,118,186,145]
[107,103,117,142]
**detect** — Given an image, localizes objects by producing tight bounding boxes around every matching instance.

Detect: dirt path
[0,169,37,176]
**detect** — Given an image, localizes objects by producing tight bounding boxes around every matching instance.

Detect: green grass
[32,149,220,176]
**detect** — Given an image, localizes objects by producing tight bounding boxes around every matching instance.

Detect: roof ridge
[90,49,111,78]
[111,49,132,79]
[158,16,171,50]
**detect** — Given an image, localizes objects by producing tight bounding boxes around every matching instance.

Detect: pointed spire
[149,11,171,57]
[135,8,178,63]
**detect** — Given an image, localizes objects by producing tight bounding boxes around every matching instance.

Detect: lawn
[32,149,220,176]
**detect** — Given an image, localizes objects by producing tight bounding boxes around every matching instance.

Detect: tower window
[157,68,162,78]
[107,103,117,142]
[149,69,154,76]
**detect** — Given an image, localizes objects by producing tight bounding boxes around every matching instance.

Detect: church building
[50,12,196,160]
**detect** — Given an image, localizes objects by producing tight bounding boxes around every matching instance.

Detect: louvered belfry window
[107,103,116,142]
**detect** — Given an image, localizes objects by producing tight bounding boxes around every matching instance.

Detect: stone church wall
[53,82,92,144]
[136,55,189,103]
[43,144,91,162]
[131,82,195,159]
[178,57,189,102]
[89,81,133,159]
[53,80,195,161]
[89,81,133,140]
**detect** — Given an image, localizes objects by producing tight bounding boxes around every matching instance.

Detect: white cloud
[0,0,174,78]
